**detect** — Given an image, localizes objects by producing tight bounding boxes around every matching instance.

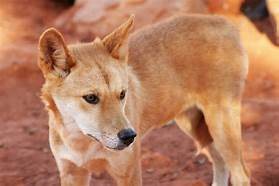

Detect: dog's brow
[95,62,110,88]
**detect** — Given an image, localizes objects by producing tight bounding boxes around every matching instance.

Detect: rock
[55,0,207,40]
[207,0,244,14]
[209,1,279,99]
[72,0,120,24]
[241,0,268,20]
[124,0,145,4]
[267,0,279,44]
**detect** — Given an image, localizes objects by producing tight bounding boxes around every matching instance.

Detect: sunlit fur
[39,15,250,186]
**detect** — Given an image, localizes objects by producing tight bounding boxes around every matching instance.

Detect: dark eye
[83,94,99,104]
[119,90,126,100]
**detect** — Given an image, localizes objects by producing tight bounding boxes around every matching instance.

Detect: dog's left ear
[102,15,135,60]
[38,28,75,78]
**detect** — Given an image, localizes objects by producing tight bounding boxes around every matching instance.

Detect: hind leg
[175,107,229,186]
[205,143,229,186]
[202,101,250,186]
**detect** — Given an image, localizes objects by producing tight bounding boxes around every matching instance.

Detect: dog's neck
[124,66,144,133]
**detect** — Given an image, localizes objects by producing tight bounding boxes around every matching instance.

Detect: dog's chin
[108,143,128,151]
[102,141,129,151]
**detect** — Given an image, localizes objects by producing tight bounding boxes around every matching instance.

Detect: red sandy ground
[0,1,279,186]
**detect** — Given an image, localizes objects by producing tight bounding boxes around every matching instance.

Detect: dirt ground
[0,0,279,186]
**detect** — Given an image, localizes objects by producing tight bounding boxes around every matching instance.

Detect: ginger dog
[38,15,250,186]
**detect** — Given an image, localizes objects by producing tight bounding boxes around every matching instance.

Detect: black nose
[117,128,137,146]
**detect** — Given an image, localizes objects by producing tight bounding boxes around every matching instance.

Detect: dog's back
[128,15,248,132]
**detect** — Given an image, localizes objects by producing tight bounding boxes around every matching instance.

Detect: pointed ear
[102,15,134,59]
[38,28,75,78]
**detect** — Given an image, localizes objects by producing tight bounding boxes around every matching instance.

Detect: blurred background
[0,0,278,185]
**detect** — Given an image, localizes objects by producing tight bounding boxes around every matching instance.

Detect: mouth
[86,134,130,151]
[86,134,100,142]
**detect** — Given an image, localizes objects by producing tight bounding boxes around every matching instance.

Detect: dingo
[38,15,250,186]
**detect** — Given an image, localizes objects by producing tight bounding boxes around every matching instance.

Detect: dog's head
[38,16,137,150]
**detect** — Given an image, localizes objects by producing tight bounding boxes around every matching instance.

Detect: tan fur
[38,15,250,186]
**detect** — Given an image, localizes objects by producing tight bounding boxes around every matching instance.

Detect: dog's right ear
[38,28,75,78]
